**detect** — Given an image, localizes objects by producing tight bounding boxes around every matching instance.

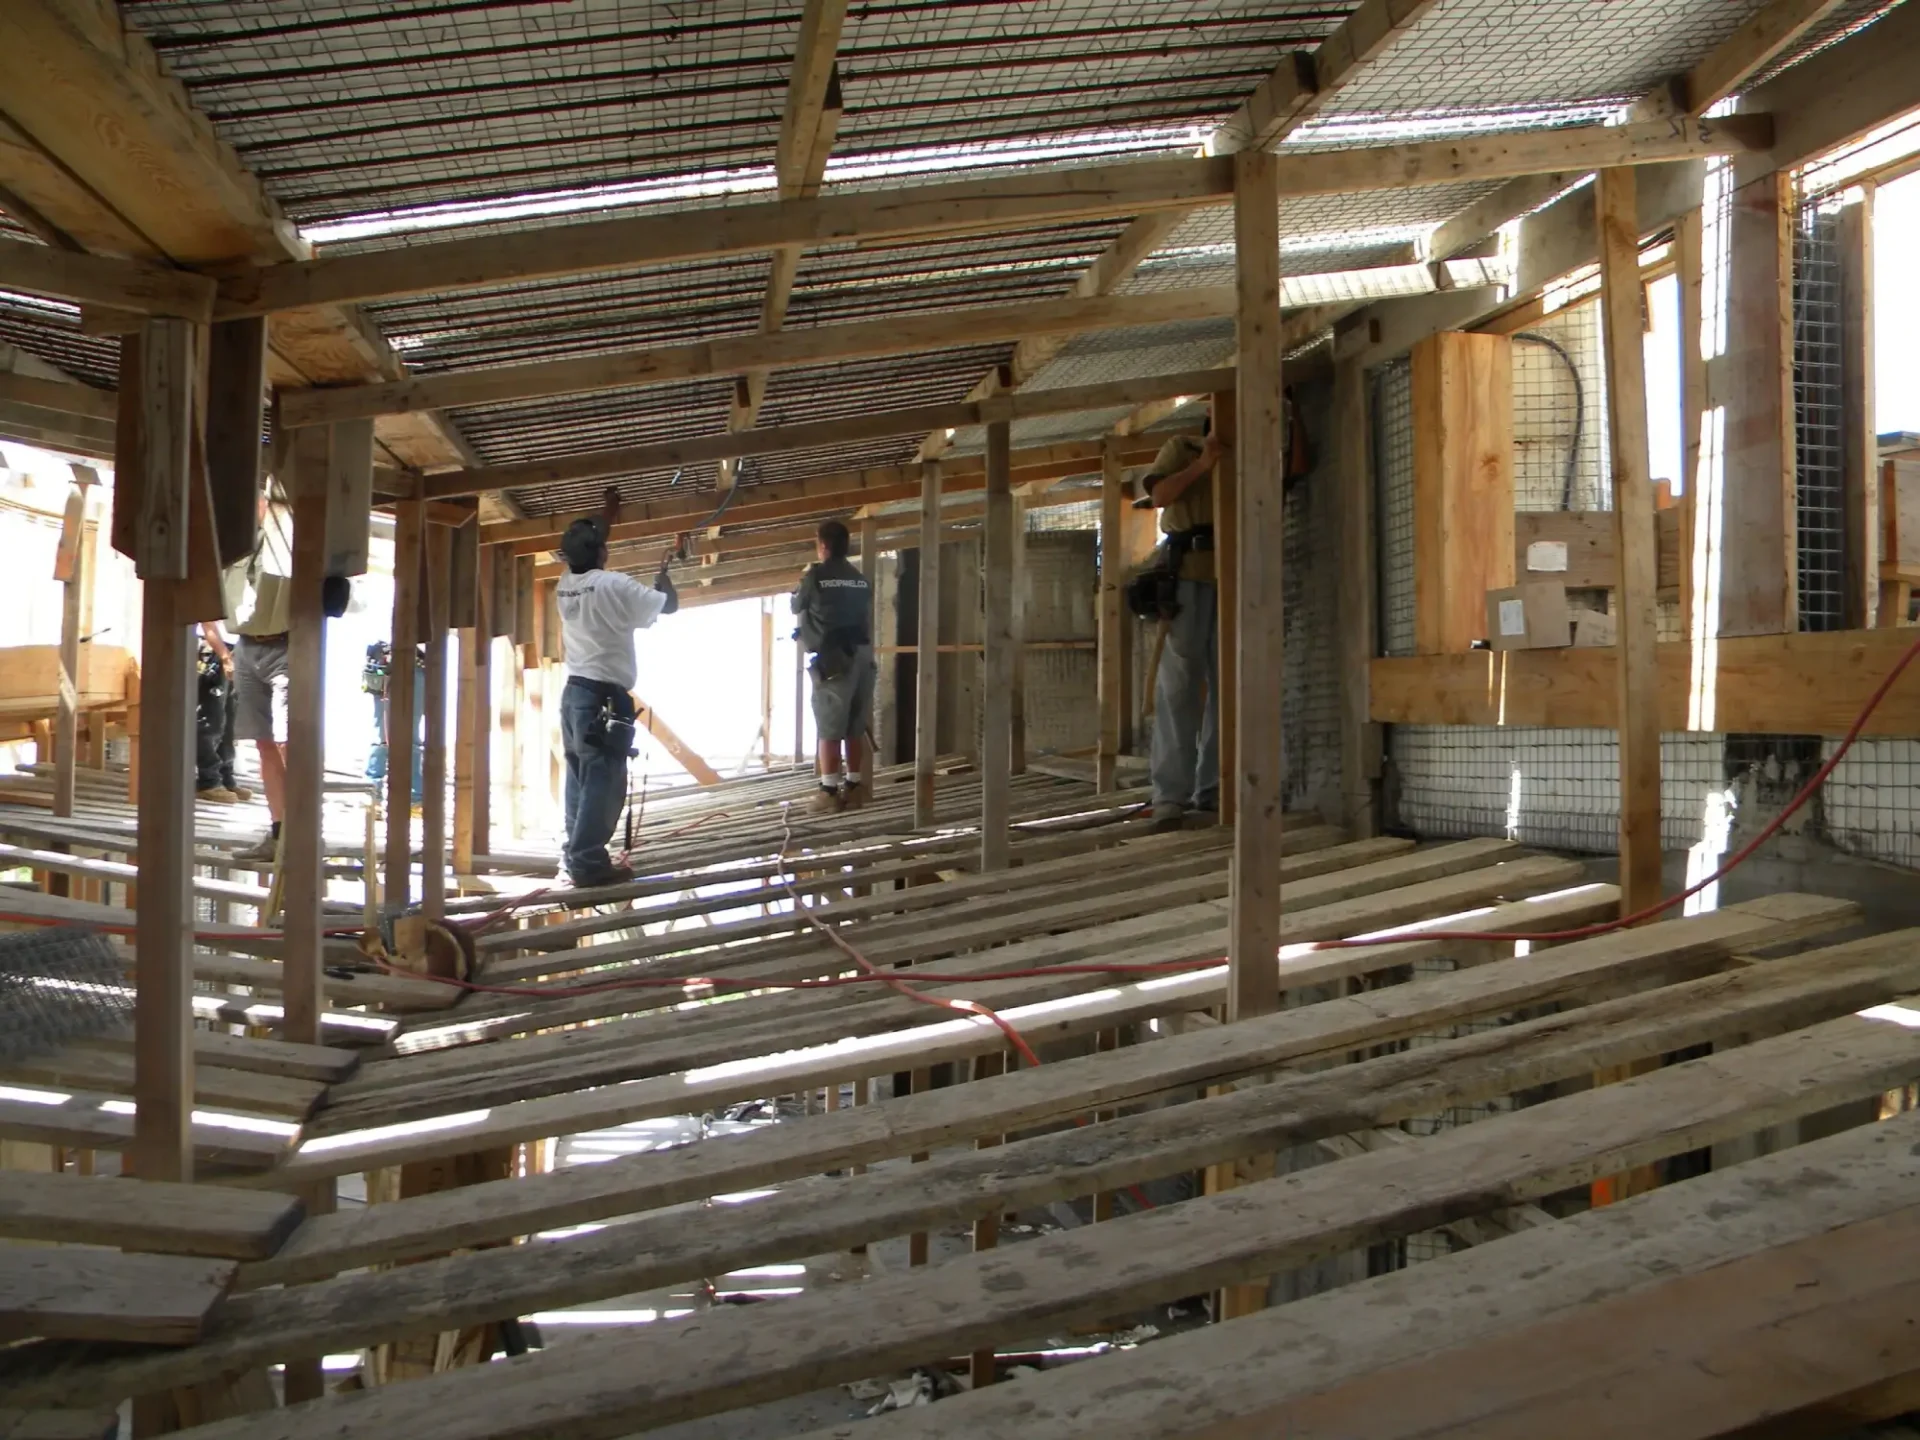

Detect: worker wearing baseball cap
[553,486,678,887]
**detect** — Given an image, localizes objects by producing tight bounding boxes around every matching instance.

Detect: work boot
[839,780,868,812]
[1150,802,1185,834]
[234,829,280,865]
[570,862,635,890]
[197,786,240,804]
[808,785,845,816]
[230,784,255,802]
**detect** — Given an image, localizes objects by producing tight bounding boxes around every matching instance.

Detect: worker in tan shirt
[1134,416,1226,830]
[226,499,295,865]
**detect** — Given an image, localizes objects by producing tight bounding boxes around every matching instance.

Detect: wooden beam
[980,419,1013,871]
[51,482,87,828]
[1096,441,1124,793]
[1334,357,1380,836]
[1368,626,1920,733]
[0,371,116,423]
[1840,189,1878,629]
[483,437,1170,550]
[1736,0,1920,182]
[228,120,1765,331]
[283,288,1243,429]
[1228,147,1286,1025]
[913,462,941,829]
[634,698,723,788]
[1680,0,1850,114]
[1715,169,1796,637]
[421,367,1234,500]
[1212,388,1239,827]
[0,236,214,321]
[420,525,452,920]
[281,428,331,1050]
[126,322,200,1186]
[385,501,423,909]
[1411,331,1515,653]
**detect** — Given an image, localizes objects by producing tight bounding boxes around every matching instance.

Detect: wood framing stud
[1097,441,1125,793]
[1228,148,1287,1025]
[913,463,941,829]
[980,419,1014,871]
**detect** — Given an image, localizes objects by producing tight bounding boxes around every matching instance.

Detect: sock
[845,772,863,786]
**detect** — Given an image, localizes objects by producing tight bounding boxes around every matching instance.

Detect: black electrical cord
[1513,332,1584,511]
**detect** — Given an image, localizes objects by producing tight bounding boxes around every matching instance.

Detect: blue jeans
[365,688,425,803]
[562,679,633,880]
[1150,578,1219,811]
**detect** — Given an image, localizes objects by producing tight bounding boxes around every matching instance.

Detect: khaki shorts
[809,645,875,743]
[232,635,289,744]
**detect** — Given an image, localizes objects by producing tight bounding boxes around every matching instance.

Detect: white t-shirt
[556,568,669,690]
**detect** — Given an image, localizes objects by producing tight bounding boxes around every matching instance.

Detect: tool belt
[809,624,869,683]
[1125,527,1212,623]
[568,676,638,757]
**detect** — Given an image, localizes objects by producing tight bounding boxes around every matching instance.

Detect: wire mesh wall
[1511,302,1609,513]
[1791,192,1847,633]
[1283,383,1343,814]
[1374,358,1417,658]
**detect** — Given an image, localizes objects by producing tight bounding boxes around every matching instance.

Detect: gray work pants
[1150,578,1219,811]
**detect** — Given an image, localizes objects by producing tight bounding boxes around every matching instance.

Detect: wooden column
[50,477,89,888]
[280,427,332,1050]
[1096,440,1125,793]
[1597,167,1664,921]
[1010,497,1028,776]
[1211,388,1238,826]
[1227,147,1286,1025]
[1676,206,1706,632]
[759,600,775,767]
[1840,186,1878,630]
[454,545,493,874]
[1716,170,1797,637]
[421,523,452,920]
[793,630,806,771]
[980,419,1014,870]
[913,461,941,828]
[385,500,423,911]
[1334,358,1381,836]
[125,317,199,1186]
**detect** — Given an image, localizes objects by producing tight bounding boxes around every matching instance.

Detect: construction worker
[791,518,875,814]
[228,496,295,864]
[1135,417,1227,831]
[193,623,250,804]
[555,486,678,887]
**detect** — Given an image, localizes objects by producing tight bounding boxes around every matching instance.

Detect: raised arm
[1147,435,1225,509]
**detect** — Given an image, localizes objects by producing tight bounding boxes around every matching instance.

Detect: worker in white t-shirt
[554,486,678,887]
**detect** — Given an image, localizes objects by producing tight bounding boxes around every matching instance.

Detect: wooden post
[1096,440,1125,793]
[454,545,493,874]
[1010,496,1028,776]
[51,477,89,886]
[759,600,775,768]
[126,317,199,1187]
[858,514,881,768]
[1716,170,1797,636]
[421,524,452,920]
[913,461,941,828]
[1334,358,1381,836]
[793,629,806,773]
[1676,206,1706,631]
[968,1049,1005,1389]
[981,419,1014,870]
[1211,388,1238,826]
[1597,167,1664,921]
[281,427,332,1051]
[1840,187,1878,630]
[278,421,336,1410]
[1228,147,1285,1025]
[385,500,423,910]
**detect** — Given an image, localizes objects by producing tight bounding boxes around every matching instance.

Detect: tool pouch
[584,699,638,758]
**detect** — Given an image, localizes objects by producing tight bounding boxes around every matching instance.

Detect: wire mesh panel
[1822,738,1920,867]
[1791,192,1847,633]
[0,928,132,1066]
[1374,359,1417,658]
[1282,384,1343,814]
[1510,301,1609,513]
